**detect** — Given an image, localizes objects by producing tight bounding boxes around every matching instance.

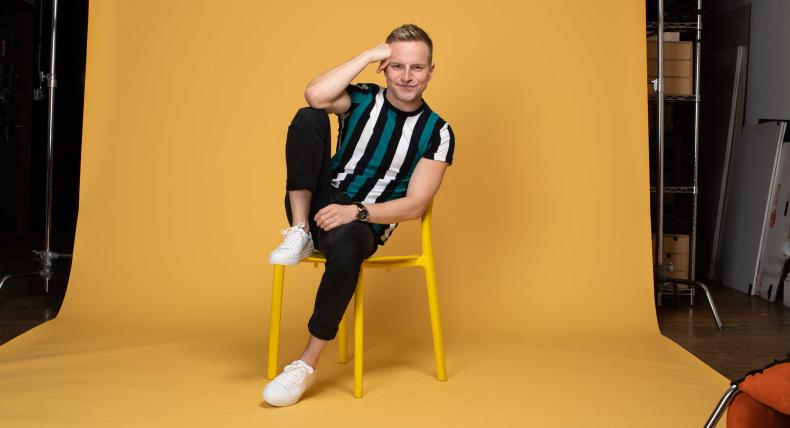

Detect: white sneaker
[262,360,316,407]
[268,224,314,265]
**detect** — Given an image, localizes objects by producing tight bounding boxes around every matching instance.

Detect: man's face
[383,41,434,106]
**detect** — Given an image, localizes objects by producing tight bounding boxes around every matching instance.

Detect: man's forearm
[305,52,371,107]
[363,158,446,225]
[364,196,428,225]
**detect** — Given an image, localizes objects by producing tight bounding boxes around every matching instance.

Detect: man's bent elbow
[412,201,430,220]
[304,87,327,109]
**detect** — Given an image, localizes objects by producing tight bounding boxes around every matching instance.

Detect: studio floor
[2,235,788,381]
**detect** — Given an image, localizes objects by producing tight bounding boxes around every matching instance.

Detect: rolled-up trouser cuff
[286,177,315,192]
[307,320,337,341]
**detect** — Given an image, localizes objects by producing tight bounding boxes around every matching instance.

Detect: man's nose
[402,68,413,81]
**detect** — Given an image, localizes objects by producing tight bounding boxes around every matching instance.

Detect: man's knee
[321,223,373,265]
[291,106,329,128]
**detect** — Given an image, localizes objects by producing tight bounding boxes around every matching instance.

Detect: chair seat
[304,252,423,268]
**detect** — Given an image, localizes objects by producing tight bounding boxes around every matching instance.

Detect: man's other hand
[365,43,391,73]
[314,204,358,231]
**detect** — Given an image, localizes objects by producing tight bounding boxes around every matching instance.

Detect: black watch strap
[353,202,369,222]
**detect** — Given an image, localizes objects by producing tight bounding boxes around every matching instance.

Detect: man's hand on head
[314,204,359,231]
[365,43,391,73]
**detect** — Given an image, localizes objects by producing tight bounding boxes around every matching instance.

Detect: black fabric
[733,354,790,386]
[283,107,378,340]
[285,106,332,194]
[304,221,376,340]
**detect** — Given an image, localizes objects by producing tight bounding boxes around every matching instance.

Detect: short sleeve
[422,121,455,165]
[338,82,378,120]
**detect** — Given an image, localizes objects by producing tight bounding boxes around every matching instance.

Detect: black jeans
[283,107,378,341]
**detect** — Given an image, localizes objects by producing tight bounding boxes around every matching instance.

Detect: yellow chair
[266,202,448,398]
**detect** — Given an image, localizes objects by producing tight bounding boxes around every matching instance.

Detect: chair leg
[267,264,285,380]
[338,312,348,364]
[704,385,739,428]
[353,269,365,398]
[423,260,448,382]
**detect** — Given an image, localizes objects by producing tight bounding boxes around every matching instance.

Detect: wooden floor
[657,282,790,379]
[0,235,69,344]
[1,235,789,380]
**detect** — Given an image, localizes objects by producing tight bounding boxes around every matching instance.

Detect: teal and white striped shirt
[331,82,455,244]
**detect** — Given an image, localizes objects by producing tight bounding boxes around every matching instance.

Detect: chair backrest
[420,201,434,258]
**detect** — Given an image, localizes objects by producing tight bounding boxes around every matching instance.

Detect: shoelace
[277,361,312,390]
[277,225,307,250]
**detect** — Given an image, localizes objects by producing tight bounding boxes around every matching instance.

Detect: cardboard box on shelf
[647,59,692,78]
[646,41,692,60]
[664,269,691,290]
[647,77,693,96]
[665,252,690,272]
[664,234,690,254]
[647,32,680,42]
[653,234,690,254]
[666,270,689,280]
[664,282,691,291]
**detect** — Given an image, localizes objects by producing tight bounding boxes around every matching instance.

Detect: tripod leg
[0,271,41,293]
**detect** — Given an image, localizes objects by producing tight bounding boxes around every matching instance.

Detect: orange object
[725,360,790,427]
[740,361,790,415]
[726,390,790,428]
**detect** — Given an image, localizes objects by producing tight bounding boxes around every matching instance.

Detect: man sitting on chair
[263,23,455,407]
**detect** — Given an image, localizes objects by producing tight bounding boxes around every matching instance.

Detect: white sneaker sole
[268,248,314,266]
[262,392,300,407]
[262,377,315,407]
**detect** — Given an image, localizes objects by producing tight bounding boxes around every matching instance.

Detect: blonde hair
[385,24,433,64]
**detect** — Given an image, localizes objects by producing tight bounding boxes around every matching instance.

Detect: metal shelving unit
[648,95,697,102]
[647,21,698,31]
[650,0,722,329]
[650,186,695,194]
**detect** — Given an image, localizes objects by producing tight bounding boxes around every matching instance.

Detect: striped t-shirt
[330,82,455,245]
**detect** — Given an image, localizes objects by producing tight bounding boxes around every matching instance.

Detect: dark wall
[696,3,752,279]
[49,0,89,236]
[745,0,790,124]
[0,1,37,234]
[0,0,88,249]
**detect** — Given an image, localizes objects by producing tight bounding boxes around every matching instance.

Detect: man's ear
[429,63,435,80]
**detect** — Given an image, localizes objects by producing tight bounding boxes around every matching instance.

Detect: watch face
[356,204,368,222]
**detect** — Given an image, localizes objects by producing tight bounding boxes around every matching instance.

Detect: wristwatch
[353,202,369,222]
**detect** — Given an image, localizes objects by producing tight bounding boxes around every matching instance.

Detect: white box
[755,140,790,303]
[719,123,786,296]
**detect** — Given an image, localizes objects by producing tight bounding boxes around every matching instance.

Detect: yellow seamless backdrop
[0,1,728,426]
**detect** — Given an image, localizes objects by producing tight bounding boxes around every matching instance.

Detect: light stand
[0,0,71,294]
